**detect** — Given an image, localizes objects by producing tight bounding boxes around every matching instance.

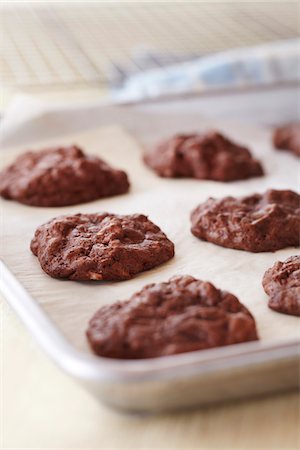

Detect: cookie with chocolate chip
[31,213,174,280]
[144,131,264,181]
[87,275,258,359]
[273,123,300,157]
[191,189,300,252]
[0,146,129,206]
[262,256,300,316]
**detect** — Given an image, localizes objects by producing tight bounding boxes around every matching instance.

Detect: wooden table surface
[2,293,299,450]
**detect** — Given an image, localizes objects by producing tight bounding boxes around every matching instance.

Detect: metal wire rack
[0,2,299,89]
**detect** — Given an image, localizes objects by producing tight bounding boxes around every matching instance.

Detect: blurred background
[1,1,299,110]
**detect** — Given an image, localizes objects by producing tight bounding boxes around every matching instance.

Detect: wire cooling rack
[0,2,299,89]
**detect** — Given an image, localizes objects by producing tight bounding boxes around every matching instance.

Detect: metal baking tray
[1,100,299,412]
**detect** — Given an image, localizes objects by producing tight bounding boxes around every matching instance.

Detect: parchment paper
[1,114,299,353]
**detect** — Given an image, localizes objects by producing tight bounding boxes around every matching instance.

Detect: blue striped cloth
[112,39,300,102]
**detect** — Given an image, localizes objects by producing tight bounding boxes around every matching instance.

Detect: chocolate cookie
[191,189,300,253]
[87,275,258,359]
[273,123,300,157]
[0,146,129,206]
[144,131,264,181]
[262,256,300,317]
[31,213,174,281]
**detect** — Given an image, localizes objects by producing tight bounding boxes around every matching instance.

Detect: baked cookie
[144,131,264,181]
[86,275,258,359]
[191,189,300,253]
[0,146,129,206]
[273,123,300,157]
[262,256,300,317]
[31,213,175,281]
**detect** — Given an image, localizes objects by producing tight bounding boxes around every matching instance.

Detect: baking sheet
[1,115,299,356]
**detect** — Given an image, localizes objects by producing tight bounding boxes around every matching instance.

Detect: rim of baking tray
[1,261,299,383]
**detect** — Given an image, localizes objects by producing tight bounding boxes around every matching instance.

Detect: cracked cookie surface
[262,256,300,316]
[31,213,175,280]
[144,131,264,181]
[86,275,258,359]
[191,189,300,252]
[0,146,129,206]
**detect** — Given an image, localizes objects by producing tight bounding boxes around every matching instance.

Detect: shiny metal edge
[1,261,299,384]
